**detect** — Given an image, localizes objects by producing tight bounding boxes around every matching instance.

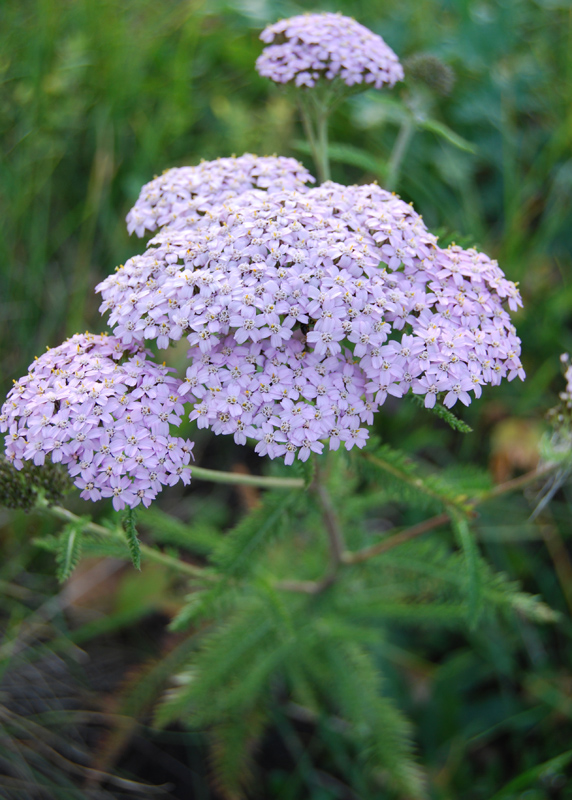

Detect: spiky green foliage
[122,507,141,570]
[410,394,473,432]
[356,441,471,514]
[156,478,555,799]
[451,514,483,627]
[138,505,220,556]
[212,491,299,578]
[54,518,86,583]
[293,454,316,489]
[157,584,428,799]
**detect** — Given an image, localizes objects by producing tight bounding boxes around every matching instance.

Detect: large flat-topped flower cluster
[97,181,524,464]
[1,334,192,509]
[256,13,404,89]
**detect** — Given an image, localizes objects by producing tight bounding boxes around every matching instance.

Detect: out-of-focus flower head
[403,53,455,96]
[1,334,193,509]
[126,154,315,238]
[532,354,572,517]
[98,182,524,464]
[256,13,403,90]
[546,355,572,436]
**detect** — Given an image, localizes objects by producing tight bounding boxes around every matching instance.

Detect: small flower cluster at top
[256,12,403,89]
[0,334,192,510]
[97,181,524,464]
[126,154,314,238]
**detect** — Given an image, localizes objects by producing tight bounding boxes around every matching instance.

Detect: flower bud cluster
[256,13,403,89]
[97,181,524,463]
[126,154,314,238]
[1,334,192,509]
[0,455,72,512]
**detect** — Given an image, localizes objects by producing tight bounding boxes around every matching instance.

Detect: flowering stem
[36,499,211,580]
[190,465,304,489]
[316,111,331,183]
[314,479,345,579]
[386,117,415,191]
[298,95,331,184]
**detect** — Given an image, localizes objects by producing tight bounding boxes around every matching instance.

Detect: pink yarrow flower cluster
[126,154,314,238]
[256,13,403,89]
[97,181,524,464]
[1,334,192,509]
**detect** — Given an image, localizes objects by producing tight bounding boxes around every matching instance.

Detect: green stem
[316,111,331,183]
[37,499,210,580]
[298,95,331,184]
[386,117,415,191]
[190,465,304,489]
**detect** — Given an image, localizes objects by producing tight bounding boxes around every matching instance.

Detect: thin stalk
[342,512,450,565]
[315,480,345,577]
[316,111,331,182]
[386,117,415,191]
[298,95,331,184]
[190,465,304,489]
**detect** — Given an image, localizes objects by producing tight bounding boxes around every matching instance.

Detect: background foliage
[1,0,572,797]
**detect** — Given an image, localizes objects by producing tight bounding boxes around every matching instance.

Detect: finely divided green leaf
[139,505,219,555]
[213,492,296,578]
[410,393,472,432]
[55,519,86,583]
[122,507,141,570]
[451,515,482,627]
[419,117,477,153]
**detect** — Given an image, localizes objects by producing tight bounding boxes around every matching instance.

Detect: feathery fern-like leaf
[209,709,267,800]
[55,519,87,583]
[410,393,472,432]
[318,640,427,799]
[122,507,141,570]
[357,443,467,513]
[452,514,483,627]
[213,492,297,578]
[139,506,219,556]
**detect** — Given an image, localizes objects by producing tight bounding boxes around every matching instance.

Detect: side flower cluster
[256,13,403,89]
[0,334,192,509]
[126,154,314,237]
[97,182,524,464]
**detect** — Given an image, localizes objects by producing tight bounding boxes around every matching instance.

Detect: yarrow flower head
[97,181,524,465]
[1,334,193,510]
[126,154,314,238]
[256,13,403,90]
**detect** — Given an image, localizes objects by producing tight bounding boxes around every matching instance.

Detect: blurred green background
[1,0,572,797]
